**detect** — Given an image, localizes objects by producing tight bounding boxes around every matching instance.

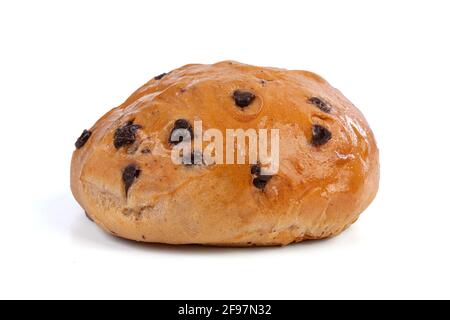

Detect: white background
[1,0,449,300]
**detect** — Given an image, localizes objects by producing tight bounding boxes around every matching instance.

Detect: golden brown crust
[70,61,379,246]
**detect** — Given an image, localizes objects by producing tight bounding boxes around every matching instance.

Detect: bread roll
[71,61,379,246]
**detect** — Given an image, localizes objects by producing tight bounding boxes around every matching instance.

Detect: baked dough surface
[71,61,379,246]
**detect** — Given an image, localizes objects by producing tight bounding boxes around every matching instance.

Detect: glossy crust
[71,61,379,246]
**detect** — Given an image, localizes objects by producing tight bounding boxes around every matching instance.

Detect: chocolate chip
[253,176,272,189]
[233,90,256,108]
[257,175,272,182]
[114,121,142,149]
[75,130,92,149]
[84,211,94,222]
[141,148,151,154]
[308,97,331,113]
[154,73,167,80]
[174,119,191,129]
[251,164,272,189]
[122,164,141,196]
[169,119,193,145]
[311,124,332,146]
[251,164,261,175]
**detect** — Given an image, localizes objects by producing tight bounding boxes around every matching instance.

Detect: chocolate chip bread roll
[71,61,379,246]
